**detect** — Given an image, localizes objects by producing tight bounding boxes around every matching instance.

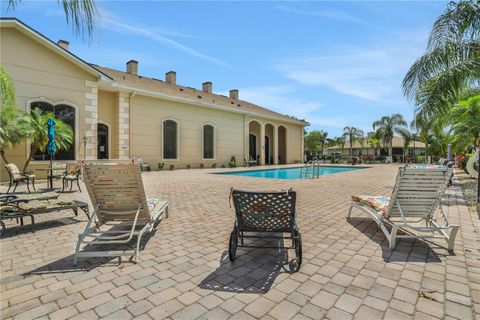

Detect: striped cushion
[352,195,390,215]
[147,197,160,212]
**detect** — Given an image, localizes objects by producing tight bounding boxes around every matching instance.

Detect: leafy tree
[373,114,408,160]
[343,126,364,158]
[398,129,412,161]
[448,94,480,152]
[7,0,99,36]
[318,130,328,157]
[0,65,31,164]
[304,130,321,155]
[367,133,381,157]
[23,108,74,172]
[402,0,480,119]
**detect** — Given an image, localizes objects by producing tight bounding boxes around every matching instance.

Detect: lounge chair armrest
[0,195,17,203]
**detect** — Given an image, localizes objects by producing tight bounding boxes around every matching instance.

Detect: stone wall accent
[84,80,98,160]
[116,92,130,159]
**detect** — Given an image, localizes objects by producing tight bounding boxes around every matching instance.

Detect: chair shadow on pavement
[347,216,445,263]
[199,237,299,294]
[1,217,82,239]
[21,228,159,276]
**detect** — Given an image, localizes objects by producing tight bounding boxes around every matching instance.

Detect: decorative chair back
[51,162,67,176]
[67,164,81,176]
[386,166,452,220]
[5,163,21,180]
[82,161,151,222]
[231,189,296,233]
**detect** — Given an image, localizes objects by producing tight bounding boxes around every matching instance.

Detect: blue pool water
[216,166,366,180]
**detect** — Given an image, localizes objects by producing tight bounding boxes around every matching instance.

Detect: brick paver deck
[1,164,479,319]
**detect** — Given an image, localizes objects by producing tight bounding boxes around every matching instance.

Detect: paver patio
[1,164,479,319]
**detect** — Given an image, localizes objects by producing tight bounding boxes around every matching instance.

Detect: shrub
[186,164,191,169]
[416,156,425,163]
[199,163,204,169]
[212,163,217,168]
[221,164,226,168]
[169,164,175,170]
[228,161,237,168]
[158,162,165,170]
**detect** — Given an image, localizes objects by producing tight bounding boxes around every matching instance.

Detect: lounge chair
[5,163,36,193]
[0,192,88,236]
[228,188,302,270]
[74,161,168,265]
[244,157,257,167]
[348,166,459,251]
[466,148,479,178]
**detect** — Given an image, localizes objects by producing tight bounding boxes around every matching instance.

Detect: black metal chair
[5,163,36,193]
[62,164,82,192]
[229,188,302,271]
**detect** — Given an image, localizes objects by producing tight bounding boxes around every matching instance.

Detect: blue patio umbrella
[47,118,56,189]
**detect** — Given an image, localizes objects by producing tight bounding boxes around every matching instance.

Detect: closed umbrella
[47,118,56,189]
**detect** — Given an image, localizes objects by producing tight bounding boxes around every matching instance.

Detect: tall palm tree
[343,126,364,159]
[318,130,328,157]
[23,108,74,172]
[7,0,99,36]
[398,129,412,162]
[448,95,480,152]
[402,0,480,119]
[373,114,408,161]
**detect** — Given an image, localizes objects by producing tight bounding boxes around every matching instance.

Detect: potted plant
[169,164,175,170]
[158,162,165,170]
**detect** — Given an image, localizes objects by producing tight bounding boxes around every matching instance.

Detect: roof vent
[229,89,239,100]
[57,39,69,50]
[202,81,212,94]
[166,71,176,84]
[126,60,138,75]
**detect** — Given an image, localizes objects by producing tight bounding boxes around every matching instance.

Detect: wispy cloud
[277,5,366,24]
[274,30,427,104]
[101,17,231,67]
[221,85,322,119]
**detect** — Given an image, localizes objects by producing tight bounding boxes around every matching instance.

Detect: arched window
[30,101,76,161]
[203,124,215,159]
[163,119,178,160]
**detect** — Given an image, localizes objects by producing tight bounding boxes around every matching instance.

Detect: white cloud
[221,85,322,119]
[274,31,428,104]
[277,5,366,24]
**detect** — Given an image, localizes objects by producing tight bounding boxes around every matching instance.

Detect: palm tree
[402,0,480,119]
[318,130,328,157]
[411,115,433,163]
[23,108,74,172]
[367,135,381,158]
[448,95,480,152]
[343,126,364,159]
[373,114,408,161]
[7,0,99,36]
[398,129,412,162]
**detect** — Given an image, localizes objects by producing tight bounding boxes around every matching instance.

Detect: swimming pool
[216,166,366,180]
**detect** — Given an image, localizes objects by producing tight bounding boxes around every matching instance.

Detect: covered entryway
[97,123,109,159]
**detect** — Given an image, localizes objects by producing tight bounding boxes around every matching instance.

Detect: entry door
[97,123,109,159]
[249,134,257,161]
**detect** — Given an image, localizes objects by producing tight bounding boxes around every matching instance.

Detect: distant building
[325,134,426,161]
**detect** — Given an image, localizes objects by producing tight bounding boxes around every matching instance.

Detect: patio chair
[5,163,36,193]
[48,162,67,186]
[0,192,88,236]
[228,188,302,270]
[348,166,459,251]
[244,157,257,167]
[62,164,82,192]
[74,161,168,265]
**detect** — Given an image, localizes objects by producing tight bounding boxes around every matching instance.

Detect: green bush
[416,156,425,163]
[169,164,175,170]
[186,164,191,169]
[228,161,237,168]
[158,162,165,170]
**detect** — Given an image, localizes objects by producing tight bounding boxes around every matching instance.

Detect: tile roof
[92,65,306,125]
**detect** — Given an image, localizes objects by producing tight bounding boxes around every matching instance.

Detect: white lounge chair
[244,156,257,167]
[74,161,168,265]
[466,148,479,178]
[348,166,459,251]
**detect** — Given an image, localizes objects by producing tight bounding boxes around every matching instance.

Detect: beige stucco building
[0,18,306,178]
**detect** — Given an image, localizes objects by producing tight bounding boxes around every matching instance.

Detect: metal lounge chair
[348,166,459,251]
[228,188,302,270]
[74,161,168,265]
[244,156,257,167]
[0,192,88,236]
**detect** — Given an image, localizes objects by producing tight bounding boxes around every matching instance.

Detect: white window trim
[26,97,79,162]
[202,123,216,161]
[97,120,112,160]
[161,117,180,161]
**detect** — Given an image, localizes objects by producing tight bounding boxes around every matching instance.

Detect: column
[244,118,249,163]
[84,80,98,160]
[260,124,265,166]
[116,92,130,160]
[273,125,279,165]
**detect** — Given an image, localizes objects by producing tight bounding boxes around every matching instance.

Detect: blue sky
[2,1,447,137]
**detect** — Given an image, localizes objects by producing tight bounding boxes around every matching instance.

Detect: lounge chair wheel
[294,229,302,270]
[0,221,5,237]
[228,226,238,262]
